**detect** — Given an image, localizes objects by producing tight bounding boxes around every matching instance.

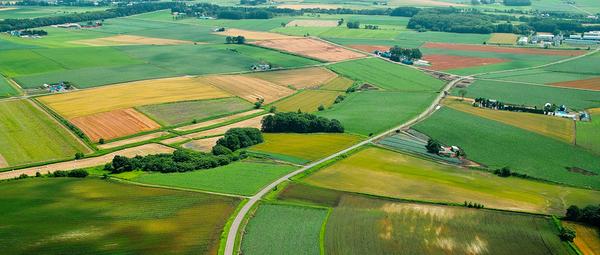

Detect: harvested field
[565,222,600,255]
[182,136,222,152]
[488,33,518,44]
[248,67,337,89]
[71,35,192,46]
[550,77,600,91]
[163,115,266,144]
[423,54,509,71]
[71,108,160,142]
[98,131,170,150]
[321,76,354,91]
[347,45,390,53]
[273,90,342,113]
[199,75,294,104]
[423,42,587,56]
[0,144,174,180]
[39,76,230,118]
[213,28,295,40]
[251,38,366,62]
[175,109,263,132]
[286,19,338,27]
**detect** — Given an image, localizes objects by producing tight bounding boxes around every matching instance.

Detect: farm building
[251,64,271,71]
[438,145,461,158]
[517,37,528,45]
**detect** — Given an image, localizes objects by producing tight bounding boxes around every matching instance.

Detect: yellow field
[320,76,354,91]
[198,75,295,104]
[565,222,600,255]
[248,67,337,89]
[488,33,518,44]
[445,99,575,143]
[274,90,342,113]
[39,77,230,118]
[250,133,363,161]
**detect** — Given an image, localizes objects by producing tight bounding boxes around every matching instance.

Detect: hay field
[320,76,354,91]
[0,100,89,167]
[0,178,239,254]
[273,90,342,113]
[182,136,222,153]
[71,35,192,46]
[550,77,600,91]
[214,28,295,40]
[488,33,518,44]
[70,108,161,142]
[286,19,338,27]
[248,67,337,89]
[302,147,600,214]
[251,38,366,62]
[444,99,575,143]
[39,76,230,118]
[250,133,363,162]
[565,222,600,255]
[199,75,295,104]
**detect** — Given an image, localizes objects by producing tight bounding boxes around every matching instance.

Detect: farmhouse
[251,64,271,71]
[438,145,461,158]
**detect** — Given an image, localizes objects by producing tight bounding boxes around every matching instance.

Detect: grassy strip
[320,208,332,255]
[552,216,584,255]
[247,151,309,165]
[219,199,249,255]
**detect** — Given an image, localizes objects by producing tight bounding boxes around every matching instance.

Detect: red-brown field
[549,77,600,91]
[70,108,160,142]
[251,38,366,62]
[423,54,509,70]
[423,42,587,56]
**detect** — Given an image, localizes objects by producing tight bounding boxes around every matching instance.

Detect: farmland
[0,77,19,98]
[320,76,354,91]
[0,178,239,254]
[301,146,600,214]
[576,108,600,155]
[488,33,518,45]
[273,90,342,113]
[137,98,253,126]
[250,133,363,162]
[251,38,366,62]
[565,222,600,255]
[199,75,295,104]
[423,54,509,71]
[241,203,327,255]
[70,108,160,142]
[247,67,337,90]
[0,100,89,167]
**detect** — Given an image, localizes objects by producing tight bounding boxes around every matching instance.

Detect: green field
[577,109,600,155]
[301,146,600,214]
[273,90,342,113]
[454,79,600,110]
[0,178,239,254]
[241,203,327,255]
[0,77,19,98]
[0,100,89,167]
[414,107,600,189]
[137,97,253,126]
[133,160,297,196]
[324,196,575,255]
[0,6,108,19]
[478,69,597,85]
[250,133,363,162]
[546,51,600,75]
[273,26,402,40]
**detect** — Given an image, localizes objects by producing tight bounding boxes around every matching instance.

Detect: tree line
[213,128,263,155]
[171,3,301,20]
[565,204,600,228]
[389,46,422,61]
[261,112,344,133]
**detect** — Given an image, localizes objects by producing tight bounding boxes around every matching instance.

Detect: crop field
[0,77,19,98]
[286,19,339,27]
[546,51,600,75]
[273,90,342,113]
[70,108,160,142]
[182,136,222,153]
[248,67,338,90]
[302,146,600,214]
[164,115,266,144]
[38,76,231,118]
[444,99,575,143]
[199,75,295,104]
[137,98,253,126]
[0,100,89,167]
[477,69,598,85]
[0,178,239,254]
[577,108,600,155]
[423,42,586,56]
[71,35,192,46]
[327,58,444,91]
[214,28,296,40]
[133,160,297,196]
[550,76,600,91]
[0,6,107,19]
[414,107,600,189]
[487,33,518,44]
[455,79,600,110]
[251,38,366,62]
[241,203,327,255]
[320,76,354,91]
[98,131,170,150]
[174,109,263,132]
[565,222,600,255]
[423,54,509,71]
[272,26,402,40]
[250,133,363,162]
[325,196,575,255]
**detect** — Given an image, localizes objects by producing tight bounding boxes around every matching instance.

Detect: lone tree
[458,89,467,101]
[559,227,576,242]
[426,139,441,154]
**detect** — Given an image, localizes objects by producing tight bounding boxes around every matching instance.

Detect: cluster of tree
[240,0,267,6]
[474,98,545,114]
[389,46,422,61]
[50,169,89,178]
[334,94,346,104]
[565,204,600,228]
[213,128,263,155]
[19,29,48,36]
[298,7,389,16]
[464,201,485,209]
[0,2,179,32]
[409,12,504,34]
[558,226,576,242]
[261,112,344,133]
[426,139,441,154]
[503,0,531,6]
[364,24,379,30]
[104,149,244,174]
[171,3,301,20]
[225,35,245,44]
[217,10,272,19]
[346,21,360,29]
[389,7,420,17]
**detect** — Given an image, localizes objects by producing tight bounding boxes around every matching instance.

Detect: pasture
[0,178,239,254]
[241,203,327,255]
[325,196,575,255]
[70,108,160,142]
[251,38,366,62]
[137,98,253,126]
[248,67,338,89]
[577,108,600,155]
[0,100,89,167]
[414,107,600,189]
[273,90,342,113]
[133,160,297,196]
[250,133,363,162]
[199,75,295,104]
[302,146,600,214]
[38,76,231,118]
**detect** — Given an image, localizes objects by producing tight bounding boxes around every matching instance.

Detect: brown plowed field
[348,45,390,53]
[423,42,587,56]
[213,28,296,40]
[71,35,192,46]
[71,108,160,142]
[199,75,295,104]
[550,77,600,91]
[248,67,337,89]
[251,38,366,62]
[423,54,509,70]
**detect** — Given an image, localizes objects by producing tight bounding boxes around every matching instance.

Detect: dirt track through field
[424,42,587,56]
[251,38,366,62]
[175,109,263,132]
[199,75,295,104]
[71,108,161,142]
[550,77,600,91]
[71,35,193,46]
[163,115,266,144]
[182,136,223,152]
[98,131,170,150]
[248,67,337,89]
[214,28,296,40]
[423,54,509,70]
[0,144,174,180]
